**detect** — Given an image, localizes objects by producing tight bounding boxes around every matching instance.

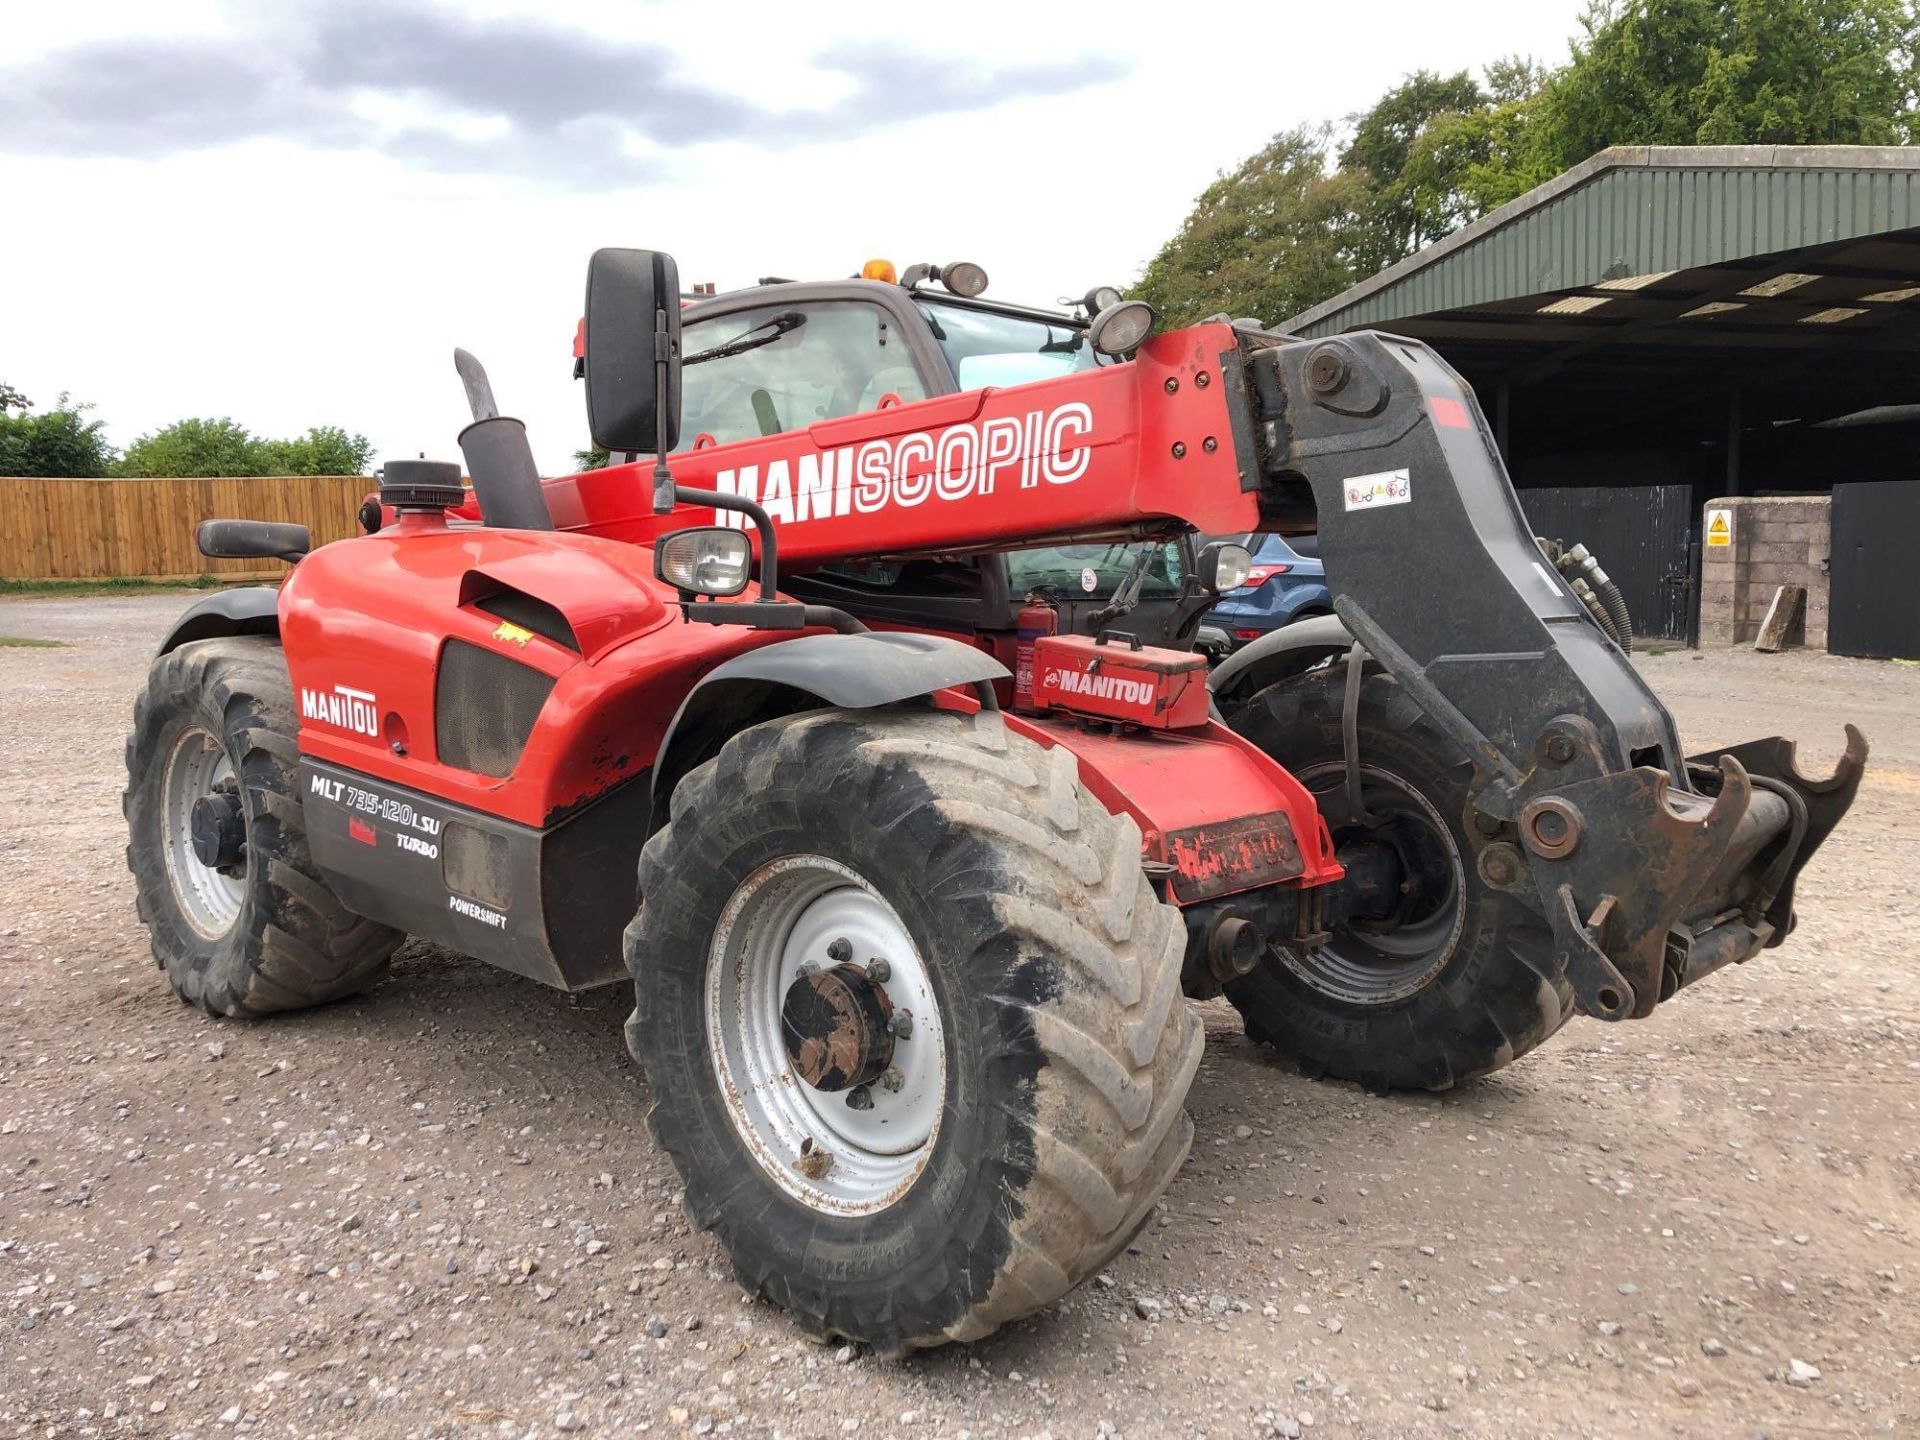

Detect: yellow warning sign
[1706,508,1733,548]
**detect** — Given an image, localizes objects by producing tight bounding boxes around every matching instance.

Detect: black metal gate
[1518,484,1694,642]
[1830,481,1920,660]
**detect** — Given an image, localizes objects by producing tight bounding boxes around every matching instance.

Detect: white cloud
[1,0,1588,472]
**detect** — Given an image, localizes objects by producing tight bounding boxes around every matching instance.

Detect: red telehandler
[126,249,1865,1352]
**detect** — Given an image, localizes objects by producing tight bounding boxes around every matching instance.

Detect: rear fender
[158,587,282,654]
[1005,712,1345,904]
[650,630,1007,823]
[1207,612,1353,710]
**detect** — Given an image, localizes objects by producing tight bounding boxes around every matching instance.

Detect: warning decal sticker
[1343,469,1412,513]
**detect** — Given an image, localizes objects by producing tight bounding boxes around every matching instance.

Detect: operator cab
[587,261,1192,654]
[597,261,1129,454]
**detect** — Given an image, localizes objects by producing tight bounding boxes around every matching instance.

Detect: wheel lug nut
[878,1067,904,1094]
[889,1010,914,1040]
[827,937,852,963]
[845,1085,874,1111]
[866,958,891,983]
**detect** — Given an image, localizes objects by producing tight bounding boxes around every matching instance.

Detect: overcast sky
[3,0,1588,472]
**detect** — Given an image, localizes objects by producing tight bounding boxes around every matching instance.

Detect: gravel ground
[2,593,1915,1440]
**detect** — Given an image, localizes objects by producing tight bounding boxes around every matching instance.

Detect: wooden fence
[0,475,374,581]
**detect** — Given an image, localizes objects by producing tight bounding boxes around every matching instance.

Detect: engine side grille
[435,639,554,777]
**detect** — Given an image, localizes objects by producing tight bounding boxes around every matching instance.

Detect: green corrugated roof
[1286,146,1920,336]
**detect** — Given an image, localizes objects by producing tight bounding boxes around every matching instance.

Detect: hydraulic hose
[1551,542,1634,655]
[1597,577,1634,656]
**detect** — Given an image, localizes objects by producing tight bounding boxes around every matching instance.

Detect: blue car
[1202,533,1331,653]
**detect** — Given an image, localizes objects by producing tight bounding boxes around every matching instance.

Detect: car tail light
[1242,563,1291,587]
[1234,628,1263,641]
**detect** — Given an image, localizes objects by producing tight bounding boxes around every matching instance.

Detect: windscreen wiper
[1089,543,1159,629]
[686,311,806,367]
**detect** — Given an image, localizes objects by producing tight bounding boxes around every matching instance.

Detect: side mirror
[1195,540,1253,595]
[584,248,682,455]
[196,519,311,563]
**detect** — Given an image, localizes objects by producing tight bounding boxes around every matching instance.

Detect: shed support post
[1725,387,1742,496]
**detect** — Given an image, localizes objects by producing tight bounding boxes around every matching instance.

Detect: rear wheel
[625,706,1201,1352]
[1223,665,1572,1090]
[124,637,402,1016]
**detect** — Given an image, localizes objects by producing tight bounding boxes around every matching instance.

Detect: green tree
[117,419,375,476]
[1402,59,1557,225]
[1134,0,1918,328]
[1136,126,1369,330]
[254,426,376,476]
[573,447,611,471]
[117,418,262,477]
[0,392,115,477]
[1341,70,1489,272]
[1545,0,1918,161]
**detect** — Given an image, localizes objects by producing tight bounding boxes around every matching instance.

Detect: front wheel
[624,707,1201,1352]
[1223,665,1573,1091]
[124,637,401,1016]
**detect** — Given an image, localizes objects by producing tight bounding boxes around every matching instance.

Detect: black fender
[650,630,1008,820]
[158,587,282,655]
[1208,613,1355,712]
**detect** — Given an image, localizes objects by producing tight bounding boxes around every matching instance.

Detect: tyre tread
[627,706,1202,1352]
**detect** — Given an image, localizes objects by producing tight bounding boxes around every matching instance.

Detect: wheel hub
[189,791,246,873]
[1327,838,1404,926]
[707,855,948,1216]
[161,729,247,938]
[780,962,895,1092]
[1278,762,1465,1005]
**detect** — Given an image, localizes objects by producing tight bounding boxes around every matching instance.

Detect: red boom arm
[540,324,1263,564]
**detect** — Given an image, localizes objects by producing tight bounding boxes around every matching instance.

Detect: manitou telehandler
[126,249,1865,1353]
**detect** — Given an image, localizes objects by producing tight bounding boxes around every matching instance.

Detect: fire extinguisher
[1014,596,1057,711]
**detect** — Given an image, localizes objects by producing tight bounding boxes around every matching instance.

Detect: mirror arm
[628,282,780,609]
[650,310,678,515]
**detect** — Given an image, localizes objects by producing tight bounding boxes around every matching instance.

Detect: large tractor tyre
[1223,665,1573,1092]
[624,706,1202,1353]
[124,636,402,1017]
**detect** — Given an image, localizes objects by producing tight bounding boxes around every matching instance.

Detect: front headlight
[1197,540,1252,594]
[655,526,752,597]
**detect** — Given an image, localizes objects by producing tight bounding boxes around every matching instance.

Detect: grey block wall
[1698,496,1831,648]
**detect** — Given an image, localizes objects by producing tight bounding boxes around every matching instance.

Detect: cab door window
[677,302,930,448]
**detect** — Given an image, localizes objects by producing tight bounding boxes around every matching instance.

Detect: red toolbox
[1030,633,1211,729]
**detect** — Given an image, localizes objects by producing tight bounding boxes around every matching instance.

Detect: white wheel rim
[706,854,948,1216]
[160,727,246,938]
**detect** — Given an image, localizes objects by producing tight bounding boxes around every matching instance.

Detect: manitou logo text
[710,401,1094,530]
[1045,668,1156,707]
[301,684,379,738]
